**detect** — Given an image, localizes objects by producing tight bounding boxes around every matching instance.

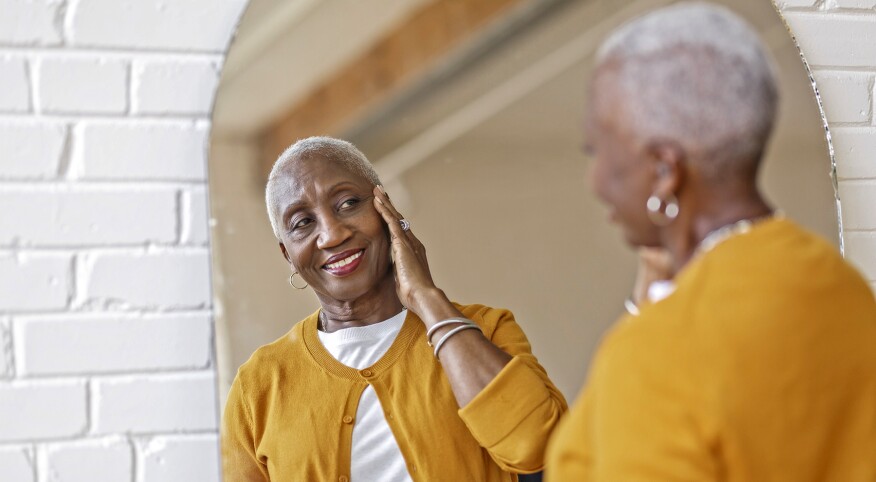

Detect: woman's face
[585,75,661,248]
[271,156,392,302]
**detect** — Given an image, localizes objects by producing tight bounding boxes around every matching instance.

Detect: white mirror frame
[0,0,873,479]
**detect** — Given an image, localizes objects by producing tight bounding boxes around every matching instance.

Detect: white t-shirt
[317,310,413,482]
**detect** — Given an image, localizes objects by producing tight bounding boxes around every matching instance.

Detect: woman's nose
[316,215,353,249]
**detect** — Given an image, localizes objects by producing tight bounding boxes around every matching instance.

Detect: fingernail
[377,185,385,194]
[375,196,384,205]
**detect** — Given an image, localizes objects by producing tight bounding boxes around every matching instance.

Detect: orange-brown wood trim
[259,0,523,178]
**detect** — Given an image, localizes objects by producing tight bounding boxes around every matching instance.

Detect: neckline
[317,309,407,343]
[696,212,780,255]
[302,308,423,381]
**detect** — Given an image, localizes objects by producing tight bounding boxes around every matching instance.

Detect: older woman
[221,136,566,481]
[546,4,876,481]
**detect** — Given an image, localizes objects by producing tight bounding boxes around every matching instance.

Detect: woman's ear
[645,139,686,197]
[279,241,292,264]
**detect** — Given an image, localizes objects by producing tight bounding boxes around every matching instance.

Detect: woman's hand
[372,186,443,316]
[632,247,673,304]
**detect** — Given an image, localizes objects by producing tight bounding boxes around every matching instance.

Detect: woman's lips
[322,249,365,276]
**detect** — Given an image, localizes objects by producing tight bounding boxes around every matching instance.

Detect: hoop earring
[289,271,308,290]
[646,194,679,226]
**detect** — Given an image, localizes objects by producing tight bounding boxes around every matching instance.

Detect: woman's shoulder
[235,313,316,382]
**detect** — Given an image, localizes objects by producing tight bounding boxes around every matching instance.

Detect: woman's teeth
[325,251,363,270]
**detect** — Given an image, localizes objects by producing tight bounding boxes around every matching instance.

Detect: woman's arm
[372,186,513,406]
[373,186,567,472]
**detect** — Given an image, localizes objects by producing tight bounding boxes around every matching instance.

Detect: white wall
[0,0,874,480]
[0,1,246,480]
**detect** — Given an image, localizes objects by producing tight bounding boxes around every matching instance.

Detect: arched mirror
[209,0,837,478]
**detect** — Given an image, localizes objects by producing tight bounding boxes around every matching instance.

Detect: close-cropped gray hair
[265,136,382,239]
[594,2,779,179]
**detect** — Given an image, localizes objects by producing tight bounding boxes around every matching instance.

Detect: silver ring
[399,219,411,232]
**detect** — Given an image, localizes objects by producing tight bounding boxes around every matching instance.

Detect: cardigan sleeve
[457,307,568,473]
[221,373,270,482]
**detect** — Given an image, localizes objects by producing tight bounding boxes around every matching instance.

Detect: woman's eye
[340,198,359,209]
[291,218,312,230]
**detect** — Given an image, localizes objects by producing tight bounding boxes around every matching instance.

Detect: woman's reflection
[221,137,566,481]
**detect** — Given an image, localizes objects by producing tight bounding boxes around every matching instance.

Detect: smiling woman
[221,136,566,481]
[209,0,843,481]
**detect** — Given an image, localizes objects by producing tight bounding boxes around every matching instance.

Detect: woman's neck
[315,275,405,332]
[663,191,772,273]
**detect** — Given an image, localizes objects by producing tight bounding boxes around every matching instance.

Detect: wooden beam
[259,0,523,177]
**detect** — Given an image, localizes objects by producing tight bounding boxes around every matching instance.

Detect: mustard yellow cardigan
[222,303,567,481]
[546,218,876,481]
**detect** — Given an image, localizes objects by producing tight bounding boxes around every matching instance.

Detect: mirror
[209,0,837,476]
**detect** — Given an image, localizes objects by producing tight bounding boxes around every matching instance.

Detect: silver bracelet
[426,318,476,346]
[433,324,482,359]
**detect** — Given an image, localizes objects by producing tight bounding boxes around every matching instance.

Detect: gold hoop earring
[289,271,308,290]
[646,194,679,226]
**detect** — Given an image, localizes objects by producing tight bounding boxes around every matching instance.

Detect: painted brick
[0,0,62,46]
[832,127,876,179]
[36,57,127,114]
[84,251,210,309]
[45,438,132,482]
[1,318,12,378]
[0,447,33,482]
[133,60,220,115]
[0,121,65,179]
[838,181,876,229]
[783,13,876,67]
[139,436,219,482]
[182,187,210,245]
[77,121,208,181]
[68,0,247,52]
[93,374,218,434]
[845,232,876,281]
[16,313,211,375]
[833,0,876,8]
[0,255,69,311]
[777,0,818,7]
[0,381,86,442]
[812,71,873,123]
[0,56,30,112]
[0,189,176,247]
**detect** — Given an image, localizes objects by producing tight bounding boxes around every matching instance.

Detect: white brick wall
[0,0,63,46]
[0,446,33,482]
[0,1,245,479]
[76,121,209,181]
[0,121,66,179]
[36,57,128,114]
[0,381,87,442]
[132,60,221,116]
[0,56,30,112]
[1,0,874,481]
[811,71,873,124]
[0,189,177,247]
[92,374,218,434]
[44,438,132,482]
[138,436,220,482]
[0,255,70,312]
[15,313,212,376]
[83,250,211,309]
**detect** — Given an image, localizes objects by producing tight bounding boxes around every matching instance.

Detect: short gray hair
[265,136,382,239]
[594,2,779,179]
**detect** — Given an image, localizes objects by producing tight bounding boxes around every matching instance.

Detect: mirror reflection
[209,0,838,480]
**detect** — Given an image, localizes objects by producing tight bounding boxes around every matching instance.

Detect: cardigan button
[339,476,349,482]
[360,369,373,377]
[342,415,353,424]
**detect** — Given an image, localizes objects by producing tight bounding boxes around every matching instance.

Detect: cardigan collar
[300,308,424,381]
